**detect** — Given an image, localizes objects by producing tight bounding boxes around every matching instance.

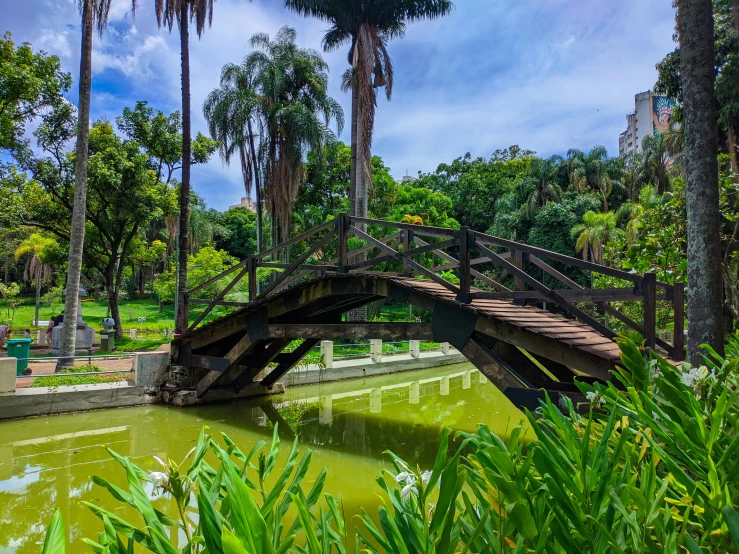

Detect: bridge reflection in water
[0,362,524,553]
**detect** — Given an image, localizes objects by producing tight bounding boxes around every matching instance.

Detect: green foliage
[31,365,132,388]
[154,246,239,304]
[571,210,624,265]
[216,207,258,260]
[41,338,739,552]
[117,101,219,184]
[0,32,71,155]
[416,147,536,231]
[44,426,346,554]
[0,281,21,324]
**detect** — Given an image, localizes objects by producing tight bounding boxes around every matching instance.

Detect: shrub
[42,339,739,553]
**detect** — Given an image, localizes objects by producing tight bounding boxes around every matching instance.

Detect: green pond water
[0,362,526,553]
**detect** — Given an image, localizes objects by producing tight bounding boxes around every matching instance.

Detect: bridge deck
[392,277,621,363]
[176,214,684,403]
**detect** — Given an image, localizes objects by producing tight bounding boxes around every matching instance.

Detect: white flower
[153,456,167,468]
[401,483,418,501]
[421,470,433,486]
[585,391,606,407]
[395,471,410,484]
[149,471,169,488]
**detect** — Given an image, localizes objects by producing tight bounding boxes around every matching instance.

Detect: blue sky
[3,0,677,211]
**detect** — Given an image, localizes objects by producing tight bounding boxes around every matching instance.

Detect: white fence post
[409,340,420,359]
[440,375,450,396]
[440,342,450,355]
[0,358,16,396]
[370,339,383,362]
[320,340,334,369]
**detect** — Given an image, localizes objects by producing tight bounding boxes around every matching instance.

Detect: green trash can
[7,338,33,376]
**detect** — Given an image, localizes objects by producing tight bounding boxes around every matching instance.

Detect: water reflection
[0,362,525,553]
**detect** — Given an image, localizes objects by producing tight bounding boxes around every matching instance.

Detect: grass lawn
[2,297,230,333]
[30,364,133,387]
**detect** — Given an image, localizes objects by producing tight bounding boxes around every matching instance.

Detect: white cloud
[93,34,168,77]
[4,0,678,211]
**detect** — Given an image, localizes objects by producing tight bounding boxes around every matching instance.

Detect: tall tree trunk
[246,119,262,254]
[176,4,191,334]
[105,275,122,340]
[270,205,278,254]
[34,270,40,327]
[58,0,93,369]
[354,92,368,229]
[349,81,358,217]
[678,0,725,362]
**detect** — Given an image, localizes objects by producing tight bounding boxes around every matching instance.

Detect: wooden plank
[643,272,656,350]
[188,260,247,295]
[189,298,250,308]
[188,266,249,332]
[474,231,641,283]
[190,355,231,373]
[260,339,320,387]
[457,227,471,303]
[350,216,457,239]
[228,339,291,390]
[474,318,615,380]
[414,236,510,291]
[475,242,616,340]
[259,230,336,298]
[350,227,461,295]
[268,323,434,341]
[196,332,257,397]
[472,288,666,302]
[257,263,339,271]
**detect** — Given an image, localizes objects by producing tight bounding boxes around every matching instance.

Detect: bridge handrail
[183,213,685,360]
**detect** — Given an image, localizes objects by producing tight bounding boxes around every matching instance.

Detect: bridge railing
[185,214,685,360]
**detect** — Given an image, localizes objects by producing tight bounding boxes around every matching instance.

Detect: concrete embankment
[0,347,465,419]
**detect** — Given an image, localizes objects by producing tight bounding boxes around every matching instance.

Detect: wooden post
[671,282,685,360]
[643,272,656,350]
[402,229,414,277]
[337,214,348,273]
[247,256,256,301]
[512,249,526,305]
[456,227,471,303]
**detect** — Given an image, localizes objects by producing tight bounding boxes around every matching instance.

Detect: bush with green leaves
[42,338,739,553]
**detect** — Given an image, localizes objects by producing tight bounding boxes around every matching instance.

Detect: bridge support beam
[460,336,525,392]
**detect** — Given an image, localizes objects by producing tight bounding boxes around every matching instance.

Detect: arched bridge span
[173,215,685,402]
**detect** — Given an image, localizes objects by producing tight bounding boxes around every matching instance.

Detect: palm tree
[15,234,58,327]
[617,185,662,245]
[245,27,343,246]
[284,0,454,226]
[154,0,221,333]
[621,151,645,201]
[567,146,622,211]
[518,155,564,217]
[676,0,724,360]
[203,61,264,252]
[571,211,624,265]
[640,134,671,193]
[59,0,119,368]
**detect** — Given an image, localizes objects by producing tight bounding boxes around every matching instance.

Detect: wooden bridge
[172,214,684,405]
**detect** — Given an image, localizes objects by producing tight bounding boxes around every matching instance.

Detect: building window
[628,142,633,147]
